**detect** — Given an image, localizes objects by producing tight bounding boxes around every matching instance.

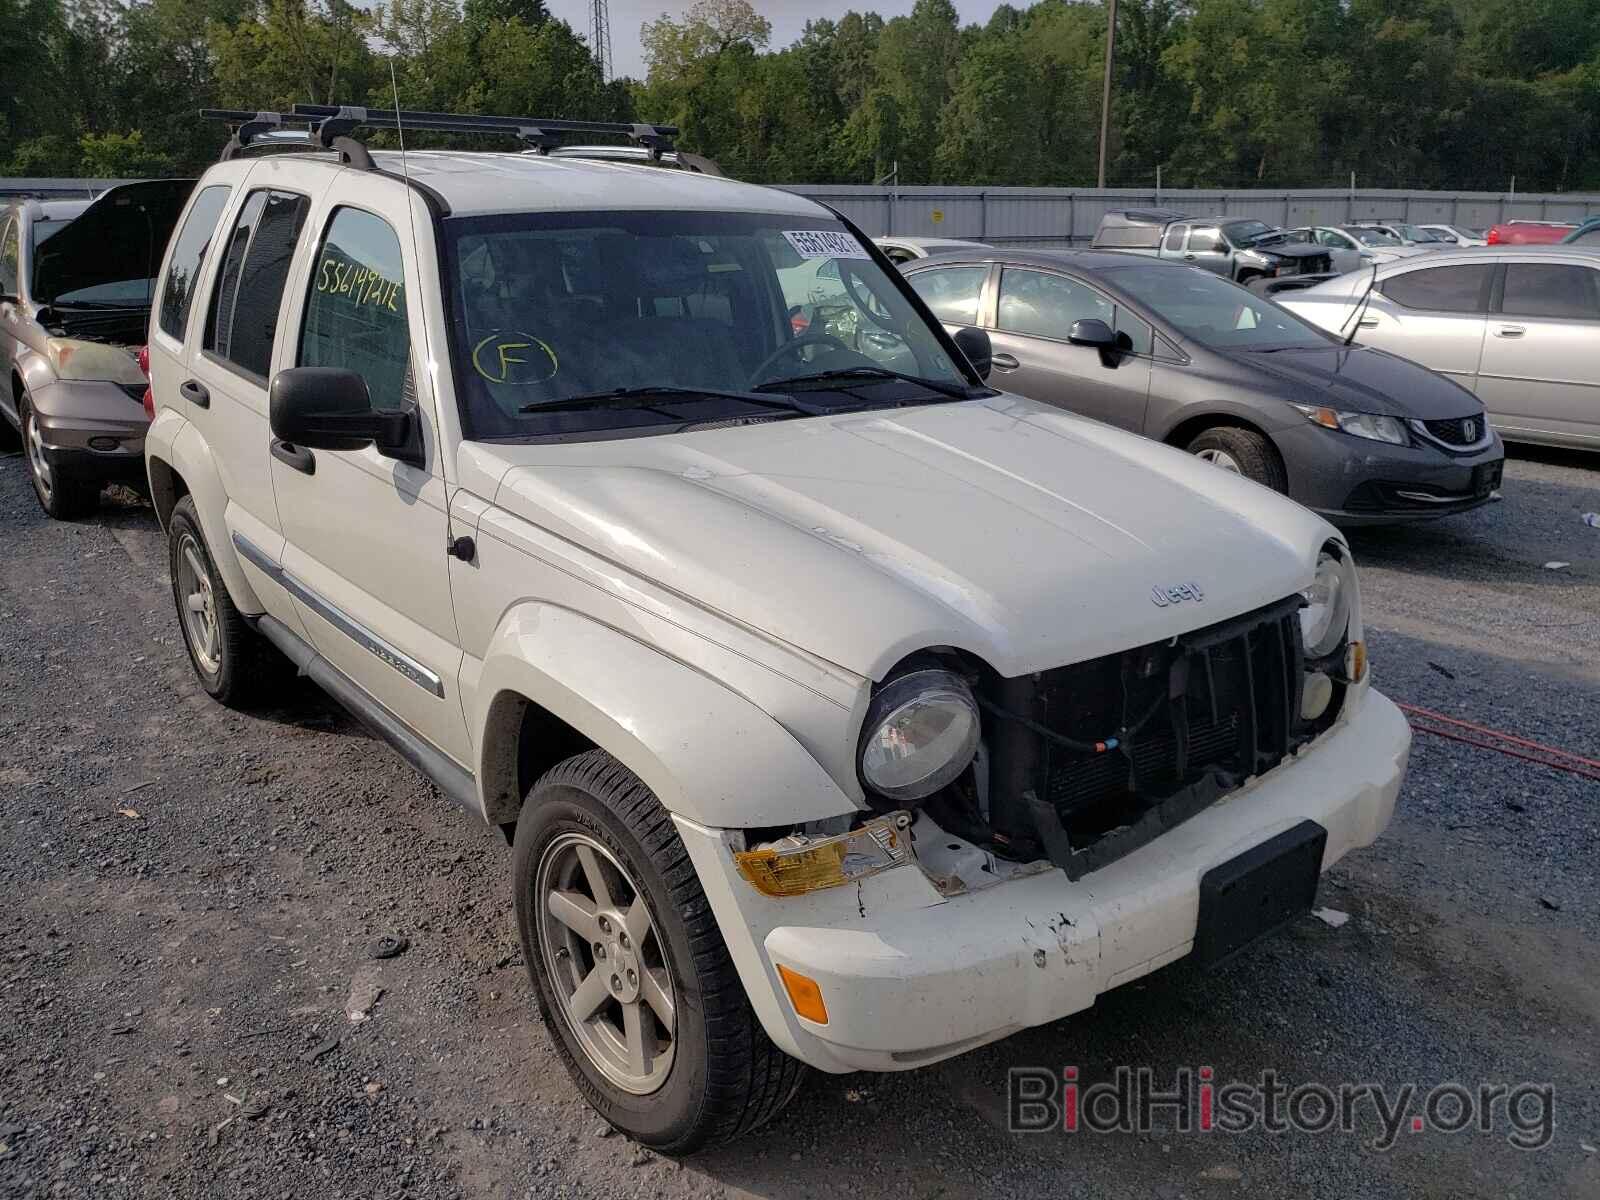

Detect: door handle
[179,378,210,408]
[1357,317,1379,328]
[1183,254,1197,261]
[1493,325,1525,338]
[271,438,315,475]
[990,353,1020,370]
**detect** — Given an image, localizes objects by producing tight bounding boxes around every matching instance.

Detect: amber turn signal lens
[1347,640,1367,683]
[776,964,828,1025]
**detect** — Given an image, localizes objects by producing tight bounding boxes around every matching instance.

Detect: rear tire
[167,495,287,707]
[21,397,98,519]
[512,749,806,1154]
[1187,425,1288,493]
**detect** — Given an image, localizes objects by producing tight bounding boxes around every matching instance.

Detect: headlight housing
[1292,404,1408,446]
[1301,545,1355,659]
[857,668,980,806]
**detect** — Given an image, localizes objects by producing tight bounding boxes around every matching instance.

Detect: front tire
[1187,425,1289,493]
[21,397,98,519]
[167,495,286,707]
[512,750,806,1154]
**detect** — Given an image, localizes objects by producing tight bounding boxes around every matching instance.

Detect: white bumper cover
[676,687,1411,1074]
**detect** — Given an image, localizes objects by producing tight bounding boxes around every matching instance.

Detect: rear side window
[299,207,412,409]
[1501,264,1600,320]
[204,190,311,379]
[1163,225,1186,252]
[907,265,988,326]
[158,185,232,342]
[1381,265,1492,314]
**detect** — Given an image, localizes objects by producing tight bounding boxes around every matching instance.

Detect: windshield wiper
[753,366,976,400]
[520,385,829,416]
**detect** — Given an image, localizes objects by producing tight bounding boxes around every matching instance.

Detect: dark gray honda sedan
[901,250,1505,524]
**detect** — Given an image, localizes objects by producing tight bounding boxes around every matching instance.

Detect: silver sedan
[1279,246,1600,452]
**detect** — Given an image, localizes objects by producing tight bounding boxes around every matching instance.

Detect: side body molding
[472,604,859,829]
[144,409,265,614]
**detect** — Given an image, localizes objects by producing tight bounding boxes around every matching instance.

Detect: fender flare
[473,603,858,829]
[144,408,265,614]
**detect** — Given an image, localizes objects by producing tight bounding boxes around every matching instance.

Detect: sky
[546,0,1007,80]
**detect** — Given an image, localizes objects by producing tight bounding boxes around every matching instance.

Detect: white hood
[485,396,1335,679]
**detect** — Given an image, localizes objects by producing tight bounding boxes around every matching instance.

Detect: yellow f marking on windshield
[472,332,557,384]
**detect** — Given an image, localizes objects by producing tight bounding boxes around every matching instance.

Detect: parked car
[1280,246,1600,451]
[1,180,194,516]
[902,249,1504,522]
[1561,217,1600,246]
[1090,209,1334,283]
[1418,223,1486,247]
[1280,225,1430,272]
[874,235,991,263]
[1348,221,1456,247]
[146,105,1411,1152]
[1485,221,1576,245]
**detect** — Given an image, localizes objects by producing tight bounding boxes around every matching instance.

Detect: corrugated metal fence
[778,186,1600,246]
[8,177,1600,243]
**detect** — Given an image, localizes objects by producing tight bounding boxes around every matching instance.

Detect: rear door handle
[179,378,210,408]
[1493,325,1525,338]
[1357,317,1379,328]
[271,438,315,474]
[990,353,1020,370]
[1183,254,1197,261]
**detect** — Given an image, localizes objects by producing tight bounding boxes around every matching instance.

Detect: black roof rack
[201,106,681,167]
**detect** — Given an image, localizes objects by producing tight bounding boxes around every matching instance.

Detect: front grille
[982,595,1342,879]
[1419,416,1483,447]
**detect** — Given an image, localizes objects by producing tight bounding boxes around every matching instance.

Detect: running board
[256,614,481,819]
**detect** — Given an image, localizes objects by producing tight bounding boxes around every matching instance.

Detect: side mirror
[1067,318,1116,349]
[269,367,421,467]
[951,326,992,381]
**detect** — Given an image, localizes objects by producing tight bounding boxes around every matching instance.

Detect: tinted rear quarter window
[158,185,232,342]
[907,265,988,326]
[1381,265,1492,313]
[1501,264,1600,320]
[0,218,17,295]
[205,190,310,378]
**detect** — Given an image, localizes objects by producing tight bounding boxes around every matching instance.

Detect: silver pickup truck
[1091,209,1334,285]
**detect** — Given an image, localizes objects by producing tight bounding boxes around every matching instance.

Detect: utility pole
[1097,0,1117,189]
[591,0,612,81]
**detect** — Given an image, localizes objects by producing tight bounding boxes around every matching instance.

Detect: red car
[1484,220,1577,245]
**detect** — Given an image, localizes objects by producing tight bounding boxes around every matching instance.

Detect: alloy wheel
[176,532,221,674]
[24,408,53,501]
[535,832,677,1095]
[1196,447,1243,474]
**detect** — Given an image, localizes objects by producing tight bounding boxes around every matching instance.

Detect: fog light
[1301,671,1333,720]
[88,436,118,451]
[776,964,828,1025]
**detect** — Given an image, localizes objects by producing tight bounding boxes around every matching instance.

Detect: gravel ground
[0,443,1596,1200]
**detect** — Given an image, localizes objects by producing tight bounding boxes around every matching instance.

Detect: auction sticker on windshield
[784,230,872,260]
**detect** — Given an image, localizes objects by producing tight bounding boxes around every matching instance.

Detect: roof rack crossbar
[204,106,683,166]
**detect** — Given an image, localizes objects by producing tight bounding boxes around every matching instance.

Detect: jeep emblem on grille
[1151,582,1204,607]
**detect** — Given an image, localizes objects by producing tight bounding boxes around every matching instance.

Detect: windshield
[1395,224,1442,242]
[1222,220,1276,247]
[1111,264,1331,350]
[31,219,70,248]
[1347,228,1400,246]
[443,210,968,439]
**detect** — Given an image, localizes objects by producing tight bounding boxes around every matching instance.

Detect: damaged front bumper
[675,687,1410,1074]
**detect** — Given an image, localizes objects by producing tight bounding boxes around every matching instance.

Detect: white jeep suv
[145,107,1411,1153]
